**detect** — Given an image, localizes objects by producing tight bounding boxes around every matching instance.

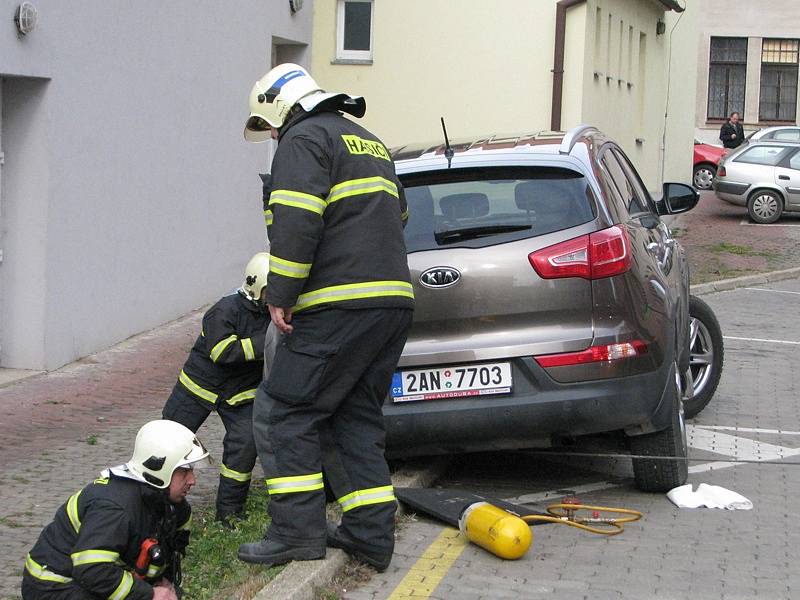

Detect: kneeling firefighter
[163,253,273,523]
[22,420,209,600]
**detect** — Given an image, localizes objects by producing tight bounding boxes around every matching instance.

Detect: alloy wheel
[688,314,714,399]
[751,193,779,220]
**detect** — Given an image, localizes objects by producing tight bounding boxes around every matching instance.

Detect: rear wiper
[434,224,532,244]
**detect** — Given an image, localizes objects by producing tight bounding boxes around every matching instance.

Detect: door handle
[779,175,790,180]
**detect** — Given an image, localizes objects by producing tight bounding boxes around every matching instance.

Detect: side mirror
[657,182,699,215]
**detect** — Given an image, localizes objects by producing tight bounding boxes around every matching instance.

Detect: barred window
[760,39,799,122]
[707,37,747,120]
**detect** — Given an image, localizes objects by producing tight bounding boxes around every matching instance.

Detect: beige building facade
[311,0,697,190]
[695,0,800,144]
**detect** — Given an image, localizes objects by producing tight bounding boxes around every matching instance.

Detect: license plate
[391,362,512,402]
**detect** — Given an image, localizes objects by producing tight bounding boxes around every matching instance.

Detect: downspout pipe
[551,0,586,132]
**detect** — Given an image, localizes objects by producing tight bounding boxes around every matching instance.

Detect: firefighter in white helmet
[162,253,275,524]
[22,420,209,600]
[238,64,413,572]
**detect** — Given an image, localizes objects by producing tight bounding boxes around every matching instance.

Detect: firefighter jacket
[178,291,270,409]
[265,109,414,312]
[24,471,191,599]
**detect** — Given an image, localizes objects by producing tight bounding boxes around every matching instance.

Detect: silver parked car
[713,140,800,223]
[384,125,723,493]
[746,125,800,143]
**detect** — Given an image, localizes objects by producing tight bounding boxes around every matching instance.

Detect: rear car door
[774,148,800,210]
[598,146,680,331]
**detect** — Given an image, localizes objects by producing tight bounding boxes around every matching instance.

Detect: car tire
[747,189,784,224]
[630,365,688,493]
[692,163,716,190]
[681,295,724,419]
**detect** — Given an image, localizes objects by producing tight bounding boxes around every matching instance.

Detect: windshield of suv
[400,166,597,252]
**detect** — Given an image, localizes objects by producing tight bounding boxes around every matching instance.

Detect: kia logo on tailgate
[419,267,461,289]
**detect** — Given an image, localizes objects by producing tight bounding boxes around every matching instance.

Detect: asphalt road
[344,280,800,600]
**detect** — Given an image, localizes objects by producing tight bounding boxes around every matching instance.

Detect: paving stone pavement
[0,308,228,600]
[343,281,800,600]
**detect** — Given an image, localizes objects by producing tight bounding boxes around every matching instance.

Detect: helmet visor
[176,436,213,471]
[244,115,274,143]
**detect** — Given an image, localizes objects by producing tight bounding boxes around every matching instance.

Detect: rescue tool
[396,487,642,560]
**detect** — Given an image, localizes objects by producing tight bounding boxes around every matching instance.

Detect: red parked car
[693,139,726,190]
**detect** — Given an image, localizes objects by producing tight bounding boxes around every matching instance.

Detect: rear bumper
[383,356,675,458]
[712,180,749,205]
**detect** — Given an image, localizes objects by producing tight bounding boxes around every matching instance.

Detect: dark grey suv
[383,125,709,492]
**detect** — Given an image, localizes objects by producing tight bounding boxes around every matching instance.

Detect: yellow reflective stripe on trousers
[401,208,409,221]
[67,489,82,533]
[337,485,396,513]
[210,334,238,362]
[109,571,134,600]
[269,254,312,279]
[179,370,218,404]
[227,388,257,405]
[266,472,324,494]
[71,549,120,566]
[294,281,415,313]
[241,338,255,361]
[264,209,273,226]
[220,463,252,482]
[269,189,327,215]
[327,176,399,205]
[25,554,73,583]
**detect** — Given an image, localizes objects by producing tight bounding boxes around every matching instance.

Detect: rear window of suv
[399,167,597,252]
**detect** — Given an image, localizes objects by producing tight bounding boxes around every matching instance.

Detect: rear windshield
[399,167,596,252]
[734,145,794,166]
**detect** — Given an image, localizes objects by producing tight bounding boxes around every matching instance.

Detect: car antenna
[440,117,454,169]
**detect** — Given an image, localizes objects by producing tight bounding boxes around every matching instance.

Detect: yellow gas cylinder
[458,501,532,560]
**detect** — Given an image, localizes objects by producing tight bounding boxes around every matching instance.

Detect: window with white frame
[336,0,373,62]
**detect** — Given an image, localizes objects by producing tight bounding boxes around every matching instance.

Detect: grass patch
[182,485,282,600]
[86,434,98,445]
[708,242,776,257]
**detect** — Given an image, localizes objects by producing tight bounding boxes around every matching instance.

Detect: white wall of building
[0,1,313,370]
[312,0,695,191]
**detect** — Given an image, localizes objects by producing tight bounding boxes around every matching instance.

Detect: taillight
[718,165,726,177]
[534,340,648,368]
[528,225,631,280]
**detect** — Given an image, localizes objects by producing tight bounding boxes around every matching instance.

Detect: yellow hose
[520,503,643,536]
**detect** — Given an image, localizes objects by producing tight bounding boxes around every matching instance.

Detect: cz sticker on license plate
[391,362,512,402]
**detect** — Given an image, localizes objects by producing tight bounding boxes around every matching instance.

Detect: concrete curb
[253,457,452,600]
[691,266,800,296]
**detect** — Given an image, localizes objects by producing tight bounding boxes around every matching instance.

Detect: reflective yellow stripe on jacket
[269,189,327,216]
[264,209,273,226]
[327,176,399,205]
[66,489,82,533]
[210,334,238,362]
[179,370,218,404]
[293,281,414,313]
[25,554,73,584]
[266,472,324,495]
[337,485,396,513]
[269,254,312,279]
[109,571,134,600]
[221,463,252,483]
[71,549,120,567]
[227,388,256,406]
[241,338,256,361]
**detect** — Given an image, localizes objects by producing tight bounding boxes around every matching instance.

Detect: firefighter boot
[238,537,325,566]
[326,522,392,572]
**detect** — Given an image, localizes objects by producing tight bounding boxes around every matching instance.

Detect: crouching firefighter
[163,253,272,523]
[22,420,209,600]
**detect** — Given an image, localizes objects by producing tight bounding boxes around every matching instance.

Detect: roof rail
[559,124,597,155]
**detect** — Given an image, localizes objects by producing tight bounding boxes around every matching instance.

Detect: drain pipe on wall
[551,0,586,132]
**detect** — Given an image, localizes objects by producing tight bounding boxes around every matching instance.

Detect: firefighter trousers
[253,307,412,552]
[163,386,257,519]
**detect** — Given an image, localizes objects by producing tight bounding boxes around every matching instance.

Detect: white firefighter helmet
[244,63,367,142]
[126,420,209,489]
[242,252,270,302]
